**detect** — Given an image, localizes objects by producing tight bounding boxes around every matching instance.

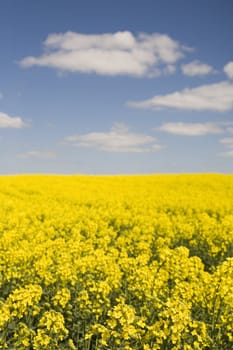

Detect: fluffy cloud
[20,31,187,77]
[128,81,233,112]
[64,123,162,152]
[224,61,233,79]
[0,112,28,128]
[181,60,215,76]
[156,122,224,136]
[219,137,233,157]
[19,151,57,159]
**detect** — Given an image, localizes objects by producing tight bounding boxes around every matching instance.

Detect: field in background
[0,174,233,349]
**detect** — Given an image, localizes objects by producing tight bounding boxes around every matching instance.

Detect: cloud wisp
[64,123,162,153]
[128,81,233,112]
[18,151,57,159]
[181,60,216,76]
[0,112,28,128]
[219,137,233,157]
[20,31,188,77]
[156,122,226,136]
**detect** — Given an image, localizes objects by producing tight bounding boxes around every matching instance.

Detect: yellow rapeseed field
[0,174,233,349]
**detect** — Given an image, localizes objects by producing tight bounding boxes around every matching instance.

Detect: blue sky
[1,0,233,174]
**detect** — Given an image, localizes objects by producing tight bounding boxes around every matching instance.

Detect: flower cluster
[0,174,233,349]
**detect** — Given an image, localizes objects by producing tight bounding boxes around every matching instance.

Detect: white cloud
[20,31,187,77]
[181,60,215,76]
[0,112,28,128]
[64,123,162,152]
[128,81,233,112]
[224,61,233,79]
[19,151,57,159]
[156,122,224,136]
